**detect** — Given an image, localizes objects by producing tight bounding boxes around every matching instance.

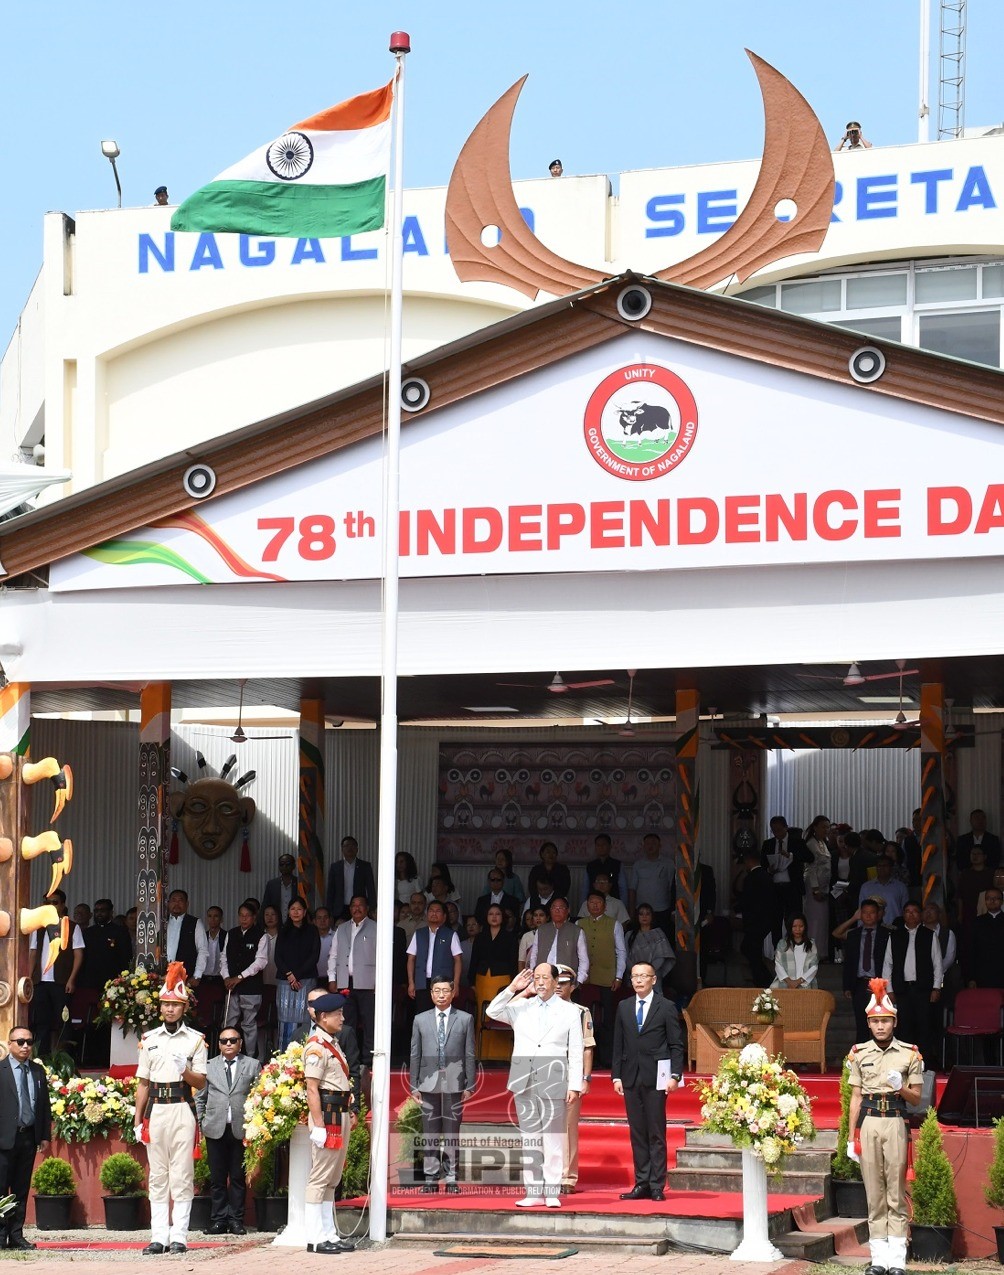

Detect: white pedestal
[110,1020,137,1067]
[730,1147,783,1262]
[271,1125,309,1247]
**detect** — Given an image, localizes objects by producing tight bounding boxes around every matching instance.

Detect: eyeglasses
[219,1037,241,1044]
[10,1038,32,1046]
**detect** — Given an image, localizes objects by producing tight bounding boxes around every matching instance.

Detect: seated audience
[772,913,819,989]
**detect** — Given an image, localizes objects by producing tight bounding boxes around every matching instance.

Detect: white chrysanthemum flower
[739,1043,768,1067]
[777,1094,797,1116]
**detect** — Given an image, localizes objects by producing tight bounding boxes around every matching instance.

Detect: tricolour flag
[171,81,393,239]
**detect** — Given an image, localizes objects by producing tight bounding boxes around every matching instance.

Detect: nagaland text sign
[48,333,1004,592]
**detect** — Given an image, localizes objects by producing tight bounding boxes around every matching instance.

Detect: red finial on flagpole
[389,31,411,54]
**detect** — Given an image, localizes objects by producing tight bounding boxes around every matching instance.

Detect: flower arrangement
[718,1024,751,1050]
[243,1039,309,1179]
[45,1068,139,1144]
[698,1043,815,1172]
[751,988,781,1023]
[94,969,200,1037]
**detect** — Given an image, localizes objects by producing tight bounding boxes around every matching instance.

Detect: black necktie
[18,1064,32,1128]
[437,1013,447,1068]
[863,928,874,973]
[225,1060,234,1092]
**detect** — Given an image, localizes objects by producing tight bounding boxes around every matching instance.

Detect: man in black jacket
[971,888,1004,990]
[325,837,376,923]
[760,816,812,943]
[611,963,685,1201]
[585,834,623,899]
[882,902,942,1068]
[736,850,774,986]
[0,1029,52,1250]
[843,899,892,1042]
[473,868,521,926]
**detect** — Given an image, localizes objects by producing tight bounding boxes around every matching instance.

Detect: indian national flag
[171,81,393,239]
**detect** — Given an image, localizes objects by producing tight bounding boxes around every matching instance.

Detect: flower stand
[110,1021,135,1067]
[730,1148,782,1262]
[270,1124,309,1247]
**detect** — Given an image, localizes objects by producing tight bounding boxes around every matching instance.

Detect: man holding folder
[611,962,685,1202]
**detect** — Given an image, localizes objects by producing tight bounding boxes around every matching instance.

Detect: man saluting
[847,977,924,1275]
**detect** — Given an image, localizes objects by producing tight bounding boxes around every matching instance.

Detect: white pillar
[271,1124,310,1248]
[730,1148,783,1262]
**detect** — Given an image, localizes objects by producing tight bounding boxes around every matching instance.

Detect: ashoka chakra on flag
[266,132,314,181]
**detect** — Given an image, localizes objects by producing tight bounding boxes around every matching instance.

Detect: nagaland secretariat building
[0,81,1003,954]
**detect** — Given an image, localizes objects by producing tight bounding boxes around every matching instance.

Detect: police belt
[320,1089,352,1120]
[860,1092,908,1118]
[150,1082,190,1104]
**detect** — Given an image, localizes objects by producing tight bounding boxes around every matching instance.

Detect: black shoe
[422,1182,439,1193]
[143,1243,166,1255]
[888,1269,905,1275]
[863,1267,887,1275]
[650,1190,665,1202]
[168,1243,187,1254]
[312,1240,346,1255]
[334,1241,355,1252]
[206,1223,228,1235]
[228,1222,247,1235]
[9,1239,36,1251]
[620,1185,651,1200]
[445,1183,461,1195]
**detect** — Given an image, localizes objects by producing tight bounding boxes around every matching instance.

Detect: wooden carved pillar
[0,685,31,1041]
[137,683,171,973]
[919,683,947,911]
[298,698,326,911]
[674,690,699,969]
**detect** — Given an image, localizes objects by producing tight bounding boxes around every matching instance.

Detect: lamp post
[101,140,122,208]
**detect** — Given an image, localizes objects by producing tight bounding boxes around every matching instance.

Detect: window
[915,266,978,304]
[918,310,1001,367]
[982,264,1004,298]
[779,279,841,314]
[739,286,777,307]
[832,316,903,342]
[846,274,907,309]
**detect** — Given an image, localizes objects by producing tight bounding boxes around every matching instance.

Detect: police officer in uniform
[134,962,208,1255]
[303,993,356,1255]
[555,964,595,1194]
[846,977,924,1275]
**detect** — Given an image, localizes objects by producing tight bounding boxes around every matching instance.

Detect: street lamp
[100,139,122,208]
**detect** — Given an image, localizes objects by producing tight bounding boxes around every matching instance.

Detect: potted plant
[394,1095,424,1186]
[832,1057,866,1217]
[31,1156,76,1230]
[189,1143,212,1232]
[910,1107,958,1261]
[99,1151,147,1230]
[751,988,781,1025]
[983,1115,1004,1263]
[338,1100,371,1200]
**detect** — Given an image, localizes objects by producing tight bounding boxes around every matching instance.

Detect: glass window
[915,266,978,304]
[982,264,1004,298]
[779,279,841,314]
[832,316,903,342]
[739,286,777,307]
[845,273,908,309]
[918,310,1001,367]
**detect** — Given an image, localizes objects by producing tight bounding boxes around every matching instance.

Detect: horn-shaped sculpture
[19,908,69,975]
[21,831,61,860]
[20,833,73,892]
[445,50,834,300]
[20,904,58,934]
[0,839,12,864]
[22,758,73,823]
[0,756,12,782]
[0,914,9,939]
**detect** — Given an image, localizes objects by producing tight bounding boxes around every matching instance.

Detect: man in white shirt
[406,904,464,1013]
[165,890,208,987]
[528,899,589,986]
[626,834,674,935]
[487,965,583,1207]
[398,892,427,943]
[576,873,629,926]
[328,896,377,1065]
[28,888,85,1056]
[314,908,334,983]
[203,907,225,983]
[883,902,943,1069]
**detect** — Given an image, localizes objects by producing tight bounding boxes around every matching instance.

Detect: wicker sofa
[681,987,835,1073]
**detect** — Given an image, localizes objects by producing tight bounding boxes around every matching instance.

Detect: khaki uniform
[304,1027,353,1204]
[562,1003,596,1189]
[137,1021,208,1246]
[847,1036,924,1246]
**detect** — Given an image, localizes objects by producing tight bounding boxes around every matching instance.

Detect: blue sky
[2,0,1003,348]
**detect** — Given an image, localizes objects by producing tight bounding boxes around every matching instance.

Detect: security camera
[182,463,217,500]
[401,377,431,413]
[616,285,653,322]
[848,346,886,384]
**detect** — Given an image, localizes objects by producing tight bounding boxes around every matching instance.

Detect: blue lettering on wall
[402,216,428,256]
[239,235,276,267]
[645,194,685,238]
[830,180,843,223]
[519,207,535,233]
[857,175,898,220]
[956,165,997,212]
[139,232,175,274]
[292,238,325,264]
[190,233,224,271]
[697,190,738,233]
[341,236,378,261]
[910,169,953,214]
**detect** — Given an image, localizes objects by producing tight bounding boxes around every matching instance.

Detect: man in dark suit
[843,899,892,1041]
[970,888,1004,989]
[585,833,623,899]
[261,853,305,919]
[736,849,775,986]
[81,898,133,991]
[611,962,685,1202]
[409,977,475,1192]
[0,1028,52,1250]
[760,816,812,942]
[194,1027,261,1235]
[325,836,376,923]
[956,809,1003,873]
[473,868,521,927]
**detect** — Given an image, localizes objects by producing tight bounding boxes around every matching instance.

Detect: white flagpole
[918,0,931,142]
[369,29,410,1246]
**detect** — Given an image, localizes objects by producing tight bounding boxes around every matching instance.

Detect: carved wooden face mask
[169,777,255,860]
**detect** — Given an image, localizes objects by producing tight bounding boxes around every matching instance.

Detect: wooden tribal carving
[445,50,835,300]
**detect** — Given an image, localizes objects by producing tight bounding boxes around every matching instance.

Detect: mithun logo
[583,363,699,482]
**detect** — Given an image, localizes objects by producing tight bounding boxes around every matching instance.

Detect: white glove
[134,1125,145,1143]
[309,1125,327,1148]
[886,1070,903,1091]
[846,1141,860,1164]
[172,1054,187,1078]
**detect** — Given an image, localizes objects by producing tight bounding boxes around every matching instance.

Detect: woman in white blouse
[802,814,832,955]
[772,914,819,989]
[395,852,422,905]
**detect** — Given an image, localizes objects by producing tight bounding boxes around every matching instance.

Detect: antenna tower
[938,0,966,138]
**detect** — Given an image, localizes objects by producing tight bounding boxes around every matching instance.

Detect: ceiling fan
[798,660,920,687]
[197,680,297,743]
[588,670,639,736]
[497,671,616,694]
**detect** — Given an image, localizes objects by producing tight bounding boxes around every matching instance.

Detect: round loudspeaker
[401,377,431,412]
[182,464,217,500]
[848,346,886,384]
[616,285,653,321]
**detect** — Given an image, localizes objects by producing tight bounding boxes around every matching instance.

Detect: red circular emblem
[583,363,699,482]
